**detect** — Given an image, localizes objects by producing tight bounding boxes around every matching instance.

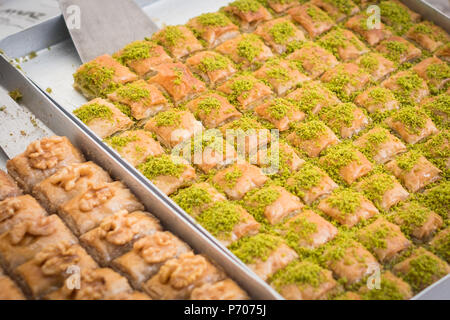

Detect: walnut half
[158,253,207,289]
[134,232,178,264]
[8,217,56,245]
[35,241,81,276]
[49,164,95,191]
[25,137,66,170]
[78,184,114,212]
[98,210,138,245]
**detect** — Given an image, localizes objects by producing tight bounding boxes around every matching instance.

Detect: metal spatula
[58,0,159,63]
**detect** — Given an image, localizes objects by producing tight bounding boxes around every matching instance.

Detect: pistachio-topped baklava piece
[345,13,392,46]
[386,151,441,192]
[376,36,421,65]
[379,0,420,36]
[420,130,449,171]
[422,94,450,128]
[254,98,306,131]
[382,70,429,105]
[74,98,133,138]
[287,120,339,157]
[319,102,369,139]
[359,271,412,300]
[413,57,450,94]
[148,62,206,105]
[229,233,298,281]
[73,54,138,99]
[355,52,396,82]
[354,86,399,113]
[356,172,409,211]
[317,28,368,61]
[113,40,172,78]
[187,12,239,48]
[185,51,237,85]
[318,188,378,227]
[320,141,372,184]
[288,3,334,38]
[254,17,306,54]
[430,227,450,263]
[354,127,406,164]
[311,0,359,22]
[285,81,340,114]
[256,143,305,178]
[406,21,450,52]
[224,0,272,31]
[212,162,268,200]
[357,217,411,262]
[216,33,273,69]
[217,74,273,111]
[386,106,438,144]
[137,154,197,195]
[152,25,203,59]
[436,43,450,62]
[267,0,298,13]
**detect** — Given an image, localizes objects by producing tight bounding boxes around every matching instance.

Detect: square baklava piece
[406,21,449,52]
[382,70,429,105]
[287,3,334,38]
[224,0,272,31]
[345,14,392,46]
[376,36,421,65]
[254,98,306,131]
[185,51,237,86]
[319,102,369,139]
[317,28,368,61]
[0,170,21,201]
[412,57,450,94]
[354,86,399,114]
[152,25,203,59]
[355,52,396,82]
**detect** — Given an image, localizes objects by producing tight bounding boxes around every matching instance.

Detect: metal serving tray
[0,0,449,300]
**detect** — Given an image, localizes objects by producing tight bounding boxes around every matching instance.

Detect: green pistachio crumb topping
[228,77,255,105]
[224,167,243,188]
[237,34,263,62]
[416,181,450,219]
[395,150,422,172]
[294,120,328,140]
[270,260,326,290]
[116,41,155,65]
[319,103,357,135]
[362,276,408,300]
[286,163,324,198]
[306,6,332,22]
[197,202,242,238]
[379,1,413,35]
[383,41,408,63]
[391,107,427,134]
[267,98,293,120]
[198,54,230,73]
[137,154,186,179]
[392,202,431,236]
[359,54,380,72]
[74,103,113,124]
[320,142,360,181]
[172,185,213,214]
[105,134,138,151]
[154,110,182,127]
[326,188,362,215]
[74,62,119,97]
[243,186,281,222]
[116,82,150,101]
[401,253,446,291]
[283,215,318,248]
[359,173,395,205]
[229,233,282,264]
[196,96,222,116]
[197,12,230,26]
[155,26,186,47]
[269,21,295,45]
[230,0,262,13]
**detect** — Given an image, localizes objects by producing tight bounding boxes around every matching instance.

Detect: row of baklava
[0,136,248,300]
[68,0,450,299]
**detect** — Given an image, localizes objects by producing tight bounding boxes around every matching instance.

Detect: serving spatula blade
[58,0,159,63]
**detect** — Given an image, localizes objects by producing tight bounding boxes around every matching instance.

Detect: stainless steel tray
[0,0,449,300]
[0,55,282,300]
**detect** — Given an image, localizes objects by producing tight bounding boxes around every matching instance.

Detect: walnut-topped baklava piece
[317,28,368,61]
[357,217,411,262]
[59,181,144,236]
[15,242,98,298]
[187,12,239,48]
[311,0,359,22]
[0,195,47,235]
[185,51,237,86]
[286,81,340,115]
[243,185,303,225]
[0,267,25,300]
[354,86,399,114]
[224,0,272,31]
[324,239,379,286]
[0,170,21,201]
[254,17,306,54]
[319,102,369,139]
[144,109,203,148]
[376,36,421,65]
[148,62,206,105]
[279,209,338,250]
[32,162,112,213]
[143,252,225,300]
[73,98,133,139]
[195,201,260,246]
[287,120,339,157]
[254,58,310,95]
[430,227,450,263]
[107,80,169,120]
[172,183,226,217]
[217,74,273,111]
[46,267,134,300]
[7,136,85,193]
[0,214,77,271]
[105,130,164,167]
[186,92,241,129]
[219,116,271,157]
[390,202,443,240]
[356,172,409,211]
[287,42,339,79]
[230,234,298,281]
[382,70,429,105]
[152,25,203,59]
[386,151,441,193]
[318,188,378,227]
[138,155,196,195]
[379,0,420,36]
[73,54,138,100]
[212,162,268,200]
[359,271,413,300]
[254,98,306,131]
[285,163,338,205]
[422,95,450,128]
[355,52,396,82]
[112,231,191,288]
[270,260,337,300]
[406,21,450,52]
[345,14,392,46]
[354,127,406,164]
[413,57,450,94]
[386,106,438,144]
[191,279,249,300]
[393,248,450,292]
[287,3,334,38]
[80,210,161,265]
[113,40,172,78]
[320,63,371,102]
[215,34,273,69]
[319,142,372,184]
